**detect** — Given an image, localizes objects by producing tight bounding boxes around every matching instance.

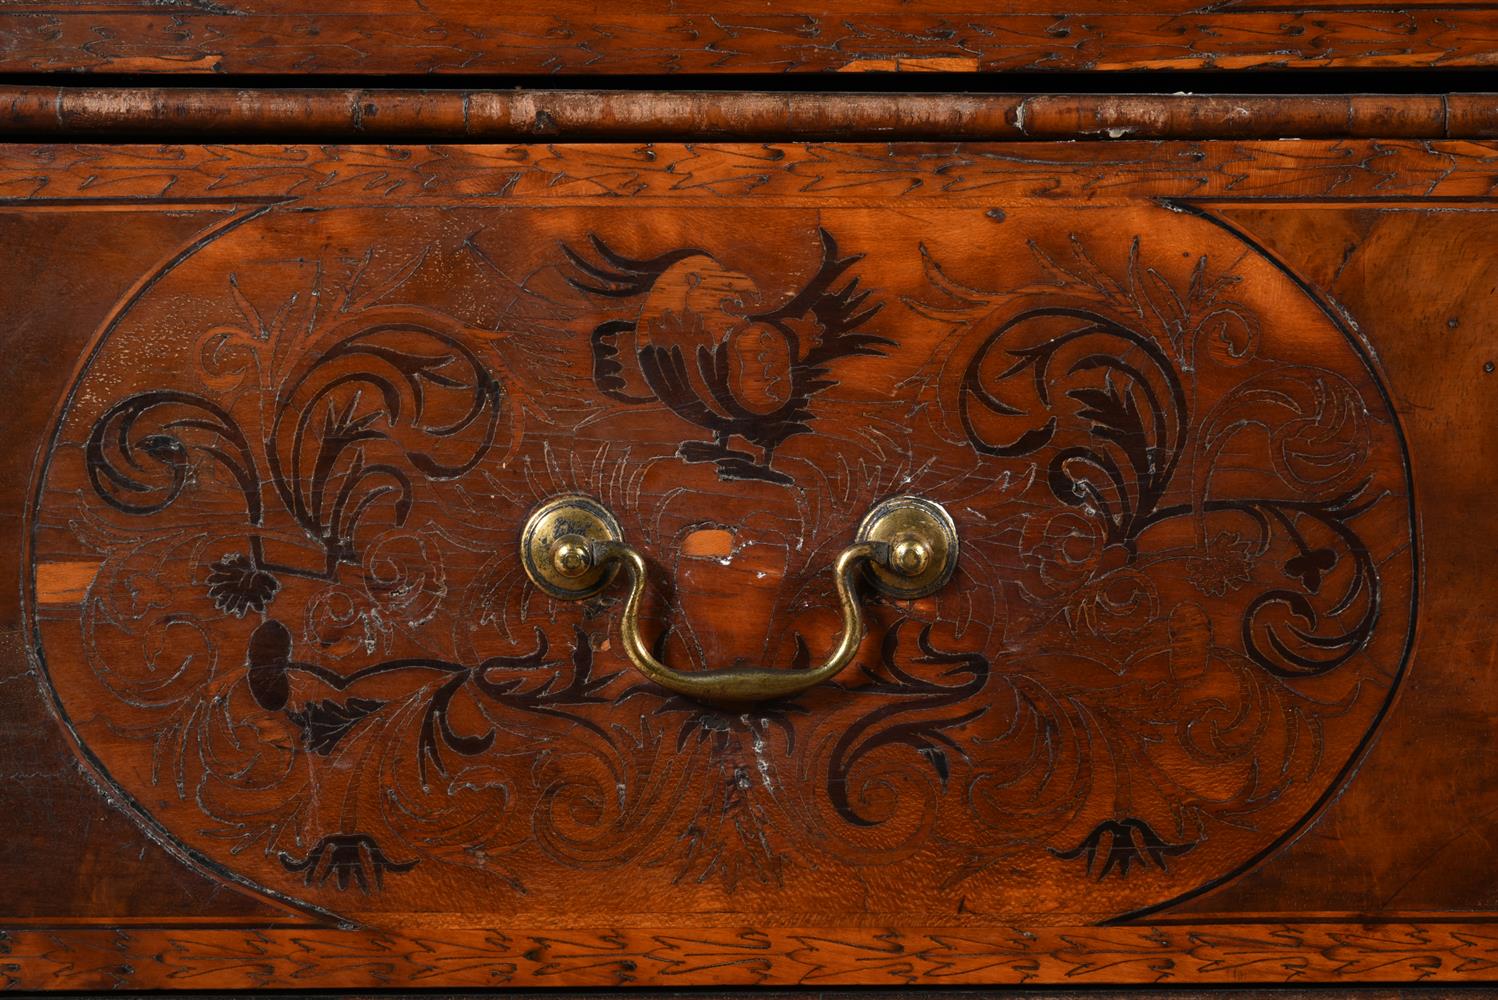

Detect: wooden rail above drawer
[3,0,1498,76]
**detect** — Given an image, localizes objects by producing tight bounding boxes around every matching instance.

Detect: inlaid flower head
[206,553,280,617]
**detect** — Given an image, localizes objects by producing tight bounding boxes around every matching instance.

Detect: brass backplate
[520,494,624,600]
[855,495,959,600]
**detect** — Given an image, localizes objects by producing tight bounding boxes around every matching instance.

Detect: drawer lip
[2,87,1496,142]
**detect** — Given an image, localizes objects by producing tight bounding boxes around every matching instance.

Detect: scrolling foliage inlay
[26,205,1413,926]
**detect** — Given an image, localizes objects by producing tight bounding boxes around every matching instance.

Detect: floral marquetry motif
[25,203,1414,929]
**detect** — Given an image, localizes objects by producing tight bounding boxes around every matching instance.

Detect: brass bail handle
[519,494,959,705]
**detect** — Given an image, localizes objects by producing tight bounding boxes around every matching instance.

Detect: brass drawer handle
[520,495,959,705]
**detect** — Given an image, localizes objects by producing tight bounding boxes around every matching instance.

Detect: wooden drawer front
[1,140,1490,989]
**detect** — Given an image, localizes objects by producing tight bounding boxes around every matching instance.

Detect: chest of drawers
[3,3,1498,992]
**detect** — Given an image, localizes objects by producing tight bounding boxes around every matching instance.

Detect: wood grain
[9,140,1498,205]
[32,561,101,606]
[3,3,1498,75]
[7,922,1498,989]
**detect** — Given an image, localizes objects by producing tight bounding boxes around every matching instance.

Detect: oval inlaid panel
[25,204,1416,926]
